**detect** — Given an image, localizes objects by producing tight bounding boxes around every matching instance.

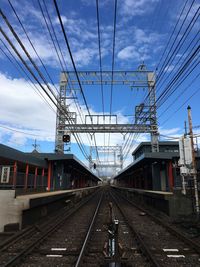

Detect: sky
[0,0,199,172]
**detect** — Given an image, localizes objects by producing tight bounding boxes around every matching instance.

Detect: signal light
[93,163,96,169]
[63,134,70,143]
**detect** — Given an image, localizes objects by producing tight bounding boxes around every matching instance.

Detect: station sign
[1,166,11,183]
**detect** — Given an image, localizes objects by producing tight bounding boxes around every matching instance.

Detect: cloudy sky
[0,0,199,170]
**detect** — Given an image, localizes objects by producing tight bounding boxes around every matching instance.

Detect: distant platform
[112,185,173,195]
[112,185,193,217]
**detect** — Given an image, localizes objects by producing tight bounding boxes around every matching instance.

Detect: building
[0,144,99,194]
[115,142,180,191]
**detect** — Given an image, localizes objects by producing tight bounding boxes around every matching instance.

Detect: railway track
[2,186,200,266]
[0,189,102,267]
[111,189,200,266]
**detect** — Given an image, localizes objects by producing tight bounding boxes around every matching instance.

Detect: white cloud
[0,73,133,157]
[0,72,56,147]
[159,127,181,140]
[164,64,175,73]
[116,27,165,64]
[118,46,140,60]
[117,45,150,61]
[120,0,159,17]
[159,127,180,135]
[54,15,68,25]
[81,0,110,7]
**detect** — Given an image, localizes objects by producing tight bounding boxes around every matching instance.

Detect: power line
[107,0,118,158]
[7,0,59,96]
[0,13,90,161]
[157,45,200,107]
[109,0,117,116]
[96,0,106,163]
[96,0,104,115]
[39,0,93,150]
[161,85,200,127]
[159,71,200,120]
[143,0,198,107]
[157,28,200,93]
[155,0,190,72]
[137,4,199,139]
[0,124,53,137]
[53,0,100,162]
[0,38,56,114]
[0,10,57,104]
[157,7,200,93]
[156,0,196,84]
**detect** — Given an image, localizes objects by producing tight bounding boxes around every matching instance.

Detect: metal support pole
[148,72,159,152]
[182,136,187,195]
[34,167,38,189]
[12,161,17,189]
[55,73,67,154]
[42,168,44,188]
[47,162,51,191]
[25,164,29,191]
[187,105,199,215]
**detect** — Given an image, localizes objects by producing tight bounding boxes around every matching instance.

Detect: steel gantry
[89,146,123,178]
[55,73,76,153]
[55,65,159,154]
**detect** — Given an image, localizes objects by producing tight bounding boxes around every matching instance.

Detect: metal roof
[132,141,179,155]
[27,153,100,181]
[0,144,100,181]
[0,144,47,168]
[114,151,179,180]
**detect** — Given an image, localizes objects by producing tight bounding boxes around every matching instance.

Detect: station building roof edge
[132,141,179,156]
[0,143,47,168]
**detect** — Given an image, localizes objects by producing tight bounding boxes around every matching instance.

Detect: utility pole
[187,106,199,215]
[32,139,39,153]
[184,121,187,136]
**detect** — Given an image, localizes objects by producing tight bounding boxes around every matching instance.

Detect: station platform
[0,186,100,232]
[112,185,194,217]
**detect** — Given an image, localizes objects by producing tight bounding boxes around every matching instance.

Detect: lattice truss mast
[55,66,159,174]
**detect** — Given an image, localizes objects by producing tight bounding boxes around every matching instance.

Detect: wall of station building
[0,159,98,194]
[0,162,48,192]
[49,160,98,190]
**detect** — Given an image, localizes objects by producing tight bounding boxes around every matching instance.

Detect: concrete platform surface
[0,186,99,232]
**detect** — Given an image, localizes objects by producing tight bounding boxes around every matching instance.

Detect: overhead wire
[0,10,58,104]
[107,0,117,162]
[157,45,200,108]
[39,0,93,151]
[96,0,105,116]
[109,0,117,116]
[157,4,200,90]
[157,28,200,95]
[7,0,60,96]
[142,0,197,105]
[0,124,53,137]
[0,38,56,114]
[0,10,90,161]
[126,1,200,157]
[52,0,100,163]
[96,0,105,166]
[155,0,190,73]
[3,2,88,154]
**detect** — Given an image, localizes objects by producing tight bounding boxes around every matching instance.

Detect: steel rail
[1,189,101,267]
[75,192,103,267]
[0,202,73,251]
[110,192,161,267]
[114,188,200,255]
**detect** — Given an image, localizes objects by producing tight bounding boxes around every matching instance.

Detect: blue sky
[0,0,199,169]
